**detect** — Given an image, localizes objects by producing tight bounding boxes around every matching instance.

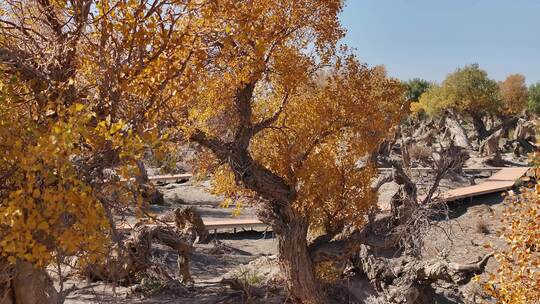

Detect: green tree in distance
[418,64,500,140]
[528,82,540,114]
[404,78,431,102]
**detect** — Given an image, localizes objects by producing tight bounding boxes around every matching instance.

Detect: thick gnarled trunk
[445,112,471,149]
[191,81,325,303]
[0,260,58,304]
[278,216,325,304]
[471,113,489,141]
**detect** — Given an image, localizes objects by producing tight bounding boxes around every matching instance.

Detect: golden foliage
[256,60,404,231]
[0,0,169,267]
[1,0,407,280]
[207,56,406,232]
[0,96,145,266]
[499,74,529,116]
[410,101,424,114]
[418,64,500,117]
[485,153,540,303]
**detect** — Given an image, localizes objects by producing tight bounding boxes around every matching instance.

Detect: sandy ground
[64,178,279,304]
[63,156,530,303]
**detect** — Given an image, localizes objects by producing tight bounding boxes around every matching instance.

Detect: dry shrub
[475,217,490,234]
[409,144,432,163]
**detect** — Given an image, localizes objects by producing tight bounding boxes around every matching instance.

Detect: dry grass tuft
[475,218,490,234]
[409,144,432,163]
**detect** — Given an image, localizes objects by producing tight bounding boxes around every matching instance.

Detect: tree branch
[252,91,290,134]
[37,0,65,38]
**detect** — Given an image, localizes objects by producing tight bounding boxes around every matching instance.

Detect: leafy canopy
[0,0,407,275]
[0,0,179,266]
[164,1,407,234]
[404,78,431,102]
[528,82,540,114]
[498,73,528,116]
[0,76,147,266]
[418,64,500,117]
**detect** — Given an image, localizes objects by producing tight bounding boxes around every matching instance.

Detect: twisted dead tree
[84,207,207,285]
[513,118,536,141]
[444,111,472,149]
[308,142,485,303]
[504,118,537,157]
[351,245,493,304]
[380,141,467,255]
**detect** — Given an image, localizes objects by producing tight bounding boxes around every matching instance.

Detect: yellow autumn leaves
[0,104,110,266]
[0,0,403,282]
[484,151,540,303]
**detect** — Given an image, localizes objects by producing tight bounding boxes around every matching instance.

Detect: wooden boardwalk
[117,218,267,233]
[149,173,193,184]
[118,167,530,233]
[417,167,530,203]
[378,167,505,173]
[436,167,529,202]
[120,173,192,184]
[204,218,267,232]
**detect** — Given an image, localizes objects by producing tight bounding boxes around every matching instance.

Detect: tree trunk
[445,112,471,149]
[352,245,494,304]
[0,260,59,304]
[479,128,503,156]
[278,215,325,304]
[471,114,489,141]
[190,78,325,303]
[514,118,536,141]
[501,115,518,138]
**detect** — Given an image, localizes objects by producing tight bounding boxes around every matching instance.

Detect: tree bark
[501,115,518,138]
[445,112,471,149]
[351,245,494,304]
[190,81,326,303]
[278,214,325,304]
[479,128,503,156]
[0,260,59,304]
[514,118,536,141]
[471,113,489,141]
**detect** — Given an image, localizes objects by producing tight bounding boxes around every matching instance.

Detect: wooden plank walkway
[118,167,529,233]
[119,173,193,184]
[377,167,505,173]
[117,218,267,232]
[204,219,267,231]
[149,173,193,184]
[418,167,530,203]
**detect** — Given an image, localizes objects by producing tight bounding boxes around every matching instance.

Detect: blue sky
[340,0,540,84]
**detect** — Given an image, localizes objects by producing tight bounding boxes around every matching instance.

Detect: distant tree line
[404,64,539,142]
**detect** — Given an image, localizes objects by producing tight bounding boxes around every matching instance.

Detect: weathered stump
[479,128,503,156]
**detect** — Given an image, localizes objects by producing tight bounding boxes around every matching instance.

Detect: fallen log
[352,245,494,304]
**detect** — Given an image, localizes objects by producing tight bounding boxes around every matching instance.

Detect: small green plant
[514,178,523,188]
[232,266,264,286]
[136,273,166,296]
